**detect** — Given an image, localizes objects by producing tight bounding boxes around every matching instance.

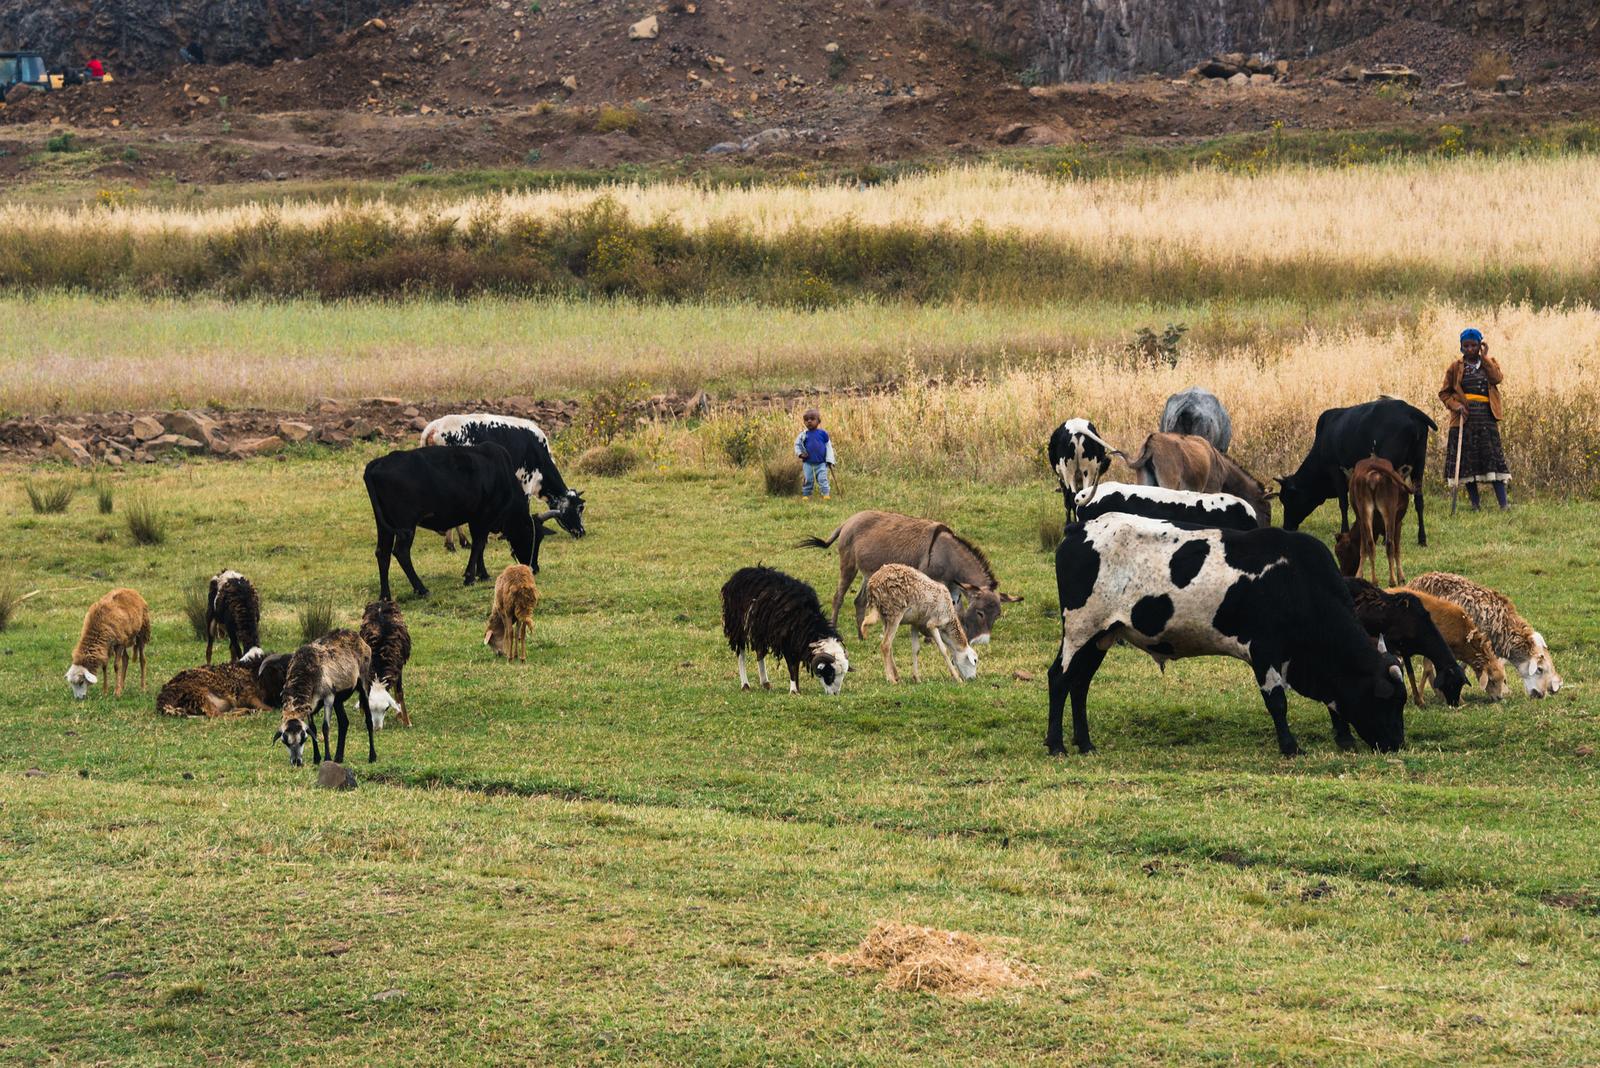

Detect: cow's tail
[364,470,397,536]
[796,527,843,551]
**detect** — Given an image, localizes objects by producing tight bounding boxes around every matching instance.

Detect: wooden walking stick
[1449,405,1469,515]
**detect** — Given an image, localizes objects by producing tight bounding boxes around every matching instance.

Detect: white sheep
[859,564,979,684]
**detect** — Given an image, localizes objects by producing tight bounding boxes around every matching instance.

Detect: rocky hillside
[918,0,1600,81]
[0,0,400,70]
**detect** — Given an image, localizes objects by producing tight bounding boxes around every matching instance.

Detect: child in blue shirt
[794,407,835,500]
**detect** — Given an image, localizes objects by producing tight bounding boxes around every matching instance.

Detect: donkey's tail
[796,526,842,551]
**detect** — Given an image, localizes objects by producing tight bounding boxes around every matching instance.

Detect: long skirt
[1443,401,1510,485]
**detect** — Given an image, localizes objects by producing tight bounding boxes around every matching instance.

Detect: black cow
[1047,513,1406,757]
[1075,481,1258,532]
[1343,577,1467,707]
[364,444,536,600]
[420,414,586,551]
[1279,398,1436,545]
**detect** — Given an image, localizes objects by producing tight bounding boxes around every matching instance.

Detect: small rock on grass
[369,988,405,1002]
[317,761,358,790]
[24,768,46,778]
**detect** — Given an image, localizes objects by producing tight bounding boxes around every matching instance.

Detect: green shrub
[716,417,765,468]
[95,483,114,514]
[594,106,640,134]
[24,479,75,514]
[45,132,80,153]
[125,496,167,545]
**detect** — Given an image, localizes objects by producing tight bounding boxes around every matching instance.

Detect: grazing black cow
[1048,419,1122,524]
[1159,387,1232,453]
[1278,398,1436,545]
[1075,482,1258,532]
[364,444,536,600]
[420,413,587,554]
[1343,577,1467,707]
[1047,514,1406,757]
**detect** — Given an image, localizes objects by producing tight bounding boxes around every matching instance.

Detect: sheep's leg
[757,656,771,690]
[909,629,924,684]
[138,642,146,692]
[320,696,334,762]
[517,620,528,663]
[738,650,750,690]
[204,623,216,666]
[930,627,961,682]
[880,613,902,684]
[787,658,801,694]
[332,694,350,765]
[393,674,410,727]
[357,686,376,764]
[1403,656,1424,707]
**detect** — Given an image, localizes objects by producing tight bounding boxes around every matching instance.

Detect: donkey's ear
[998,592,1025,603]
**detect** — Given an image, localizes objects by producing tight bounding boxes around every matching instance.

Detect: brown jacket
[1438,356,1504,427]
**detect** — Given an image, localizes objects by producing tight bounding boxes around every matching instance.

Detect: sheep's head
[1517,633,1562,698]
[366,678,397,729]
[951,638,979,682]
[484,617,509,658]
[274,712,311,767]
[65,664,96,700]
[808,638,849,696]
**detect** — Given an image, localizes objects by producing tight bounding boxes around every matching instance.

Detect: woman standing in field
[1440,327,1510,510]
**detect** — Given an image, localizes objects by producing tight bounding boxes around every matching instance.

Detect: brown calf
[1350,458,1414,587]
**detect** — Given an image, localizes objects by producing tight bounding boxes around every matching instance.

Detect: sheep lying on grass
[860,563,979,684]
[1408,571,1562,698]
[274,630,394,767]
[66,588,151,699]
[360,599,412,726]
[206,569,262,665]
[485,564,538,662]
[157,651,291,717]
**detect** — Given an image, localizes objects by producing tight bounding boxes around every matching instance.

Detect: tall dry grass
[643,301,1600,495]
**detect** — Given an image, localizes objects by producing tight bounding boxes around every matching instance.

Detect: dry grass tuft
[825,921,1038,997]
[1468,51,1514,90]
[181,580,210,641]
[573,444,641,477]
[24,479,75,514]
[124,496,166,545]
[298,596,336,643]
[762,456,802,497]
[0,576,22,632]
[1036,506,1063,552]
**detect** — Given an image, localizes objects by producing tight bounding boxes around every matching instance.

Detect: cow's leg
[757,656,771,690]
[1048,640,1107,755]
[738,650,751,690]
[463,524,488,586]
[204,623,216,666]
[1388,531,1404,587]
[1253,660,1300,756]
[138,642,146,691]
[1336,477,1351,534]
[1326,704,1358,752]
[880,613,901,684]
[392,528,428,598]
[375,528,396,601]
[1414,483,1427,546]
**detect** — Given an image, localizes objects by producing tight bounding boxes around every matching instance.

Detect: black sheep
[721,566,849,694]
[359,599,413,728]
[206,569,262,665]
[1343,578,1467,707]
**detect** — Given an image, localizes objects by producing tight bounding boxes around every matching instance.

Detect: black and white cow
[364,443,536,600]
[1047,513,1407,757]
[1074,482,1258,532]
[420,414,587,556]
[1047,419,1122,524]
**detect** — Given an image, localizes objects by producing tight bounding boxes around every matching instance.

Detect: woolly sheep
[1408,572,1561,698]
[484,565,538,662]
[860,563,978,684]
[66,588,151,699]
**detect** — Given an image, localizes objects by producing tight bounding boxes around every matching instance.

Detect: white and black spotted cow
[1047,514,1406,757]
[1047,419,1123,526]
[420,414,586,567]
[1074,482,1259,532]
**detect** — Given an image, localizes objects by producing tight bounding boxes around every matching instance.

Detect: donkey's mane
[933,525,998,587]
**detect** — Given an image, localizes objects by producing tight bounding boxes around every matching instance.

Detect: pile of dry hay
[825,921,1038,996]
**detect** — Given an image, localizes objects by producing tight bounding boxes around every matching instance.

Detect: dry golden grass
[824,921,1039,996]
[5,155,1599,271]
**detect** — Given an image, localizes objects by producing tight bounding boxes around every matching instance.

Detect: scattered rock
[130,415,165,441]
[316,761,358,790]
[51,434,93,467]
[628,14,659,40]
[824,42,840,54]
[161,410,225,451]
[277,420,314,443]
[143,433,206,457]
[1012,670,1034,682]
[1227,72,1250,88]
[408,416,429,431]
[233,435,286,457]
[317,427,352,447]
[560,74,578,92]
[1249,73,1274,86]
[1495,74,1524,93]
[346,420,382,440]
[1362,64,1420,86]
[705,140,741,155]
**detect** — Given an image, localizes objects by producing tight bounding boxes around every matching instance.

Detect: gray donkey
[799,511,1022,644]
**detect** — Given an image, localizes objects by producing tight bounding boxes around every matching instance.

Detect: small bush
[0,577,22,632]
[24,479,75,514]
[1468,51,1513,91]
[125,496,167,545]
[299,597,336,643]
[95,483,114,514]
[594,105,640,134]
[579,380,648,446]
[1036,509,1063,553]
[573,444,640,477]
[763,456,802,496]
[120,146,141,163]
[45,132,80,153]
[182,580,210,640]
[523,148,543,165]
[717,417,765,468]
[1124,323,1187,369]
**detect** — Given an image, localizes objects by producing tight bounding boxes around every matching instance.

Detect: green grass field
[2,452,1597,1065]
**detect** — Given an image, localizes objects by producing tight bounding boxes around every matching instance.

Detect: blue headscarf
[1460,327,1483,343]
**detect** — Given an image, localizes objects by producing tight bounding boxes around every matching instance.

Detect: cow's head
[807,638,849,695]
[65,664,96,700]
[274,712,311,767]
[502,502,537,572]
[1336,657,1407,752]
[553,489,587,538]
[955,583,1023,645]
[1515,632,1562,698]
[1275,474,1317,531]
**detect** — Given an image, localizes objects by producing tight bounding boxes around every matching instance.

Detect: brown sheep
[156,653,291,717]
[1408,571,1562,698]
[1392,587,1509,702]
[860,564,978,684]
[485,564,538,662]
[66,588,151,699]
[274,630,393,767]
[359,600,413,727]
